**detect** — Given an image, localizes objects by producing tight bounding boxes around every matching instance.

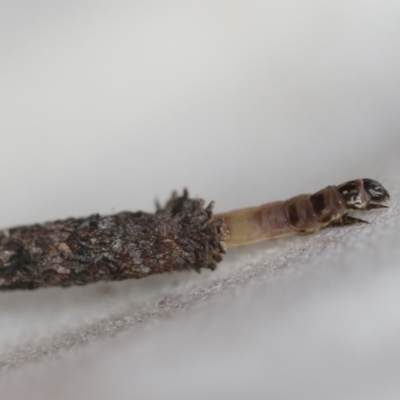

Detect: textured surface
[0,2,400,399]
[0,191,226,289]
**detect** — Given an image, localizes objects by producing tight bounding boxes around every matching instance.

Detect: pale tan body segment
[216,179,390,248]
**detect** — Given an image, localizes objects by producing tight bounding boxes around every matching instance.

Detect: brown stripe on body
[310,192,326,216]
[283,194,319,233]
[287,204,299,226]
[311,186,346,224]
[257,201,292,239]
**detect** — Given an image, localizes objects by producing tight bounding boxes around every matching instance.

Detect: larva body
[217,179,389,248]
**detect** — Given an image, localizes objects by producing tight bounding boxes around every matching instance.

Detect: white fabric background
[0,1,399,399]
